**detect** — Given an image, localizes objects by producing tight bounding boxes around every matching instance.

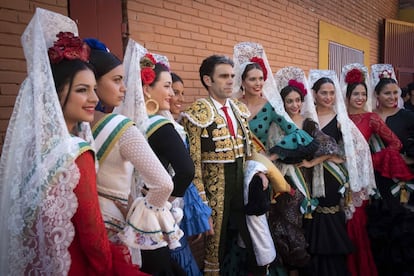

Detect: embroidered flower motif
[345,68,365,84]
[379,69,392,79]
[48,32,89,64]
[288,79,307,96]
[250,56,268,81]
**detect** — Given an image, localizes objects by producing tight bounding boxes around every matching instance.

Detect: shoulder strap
[323,161,349,194]
[92,113,135,164]
[70,136,94,156]
[146,114,172,138]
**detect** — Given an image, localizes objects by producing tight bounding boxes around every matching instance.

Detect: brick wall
[0,0,68,153]
[126,0,399,106]
[0,0,400,154]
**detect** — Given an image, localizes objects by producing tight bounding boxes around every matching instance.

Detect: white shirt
[210,97,238,135]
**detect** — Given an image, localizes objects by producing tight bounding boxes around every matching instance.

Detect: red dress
[347,112,414,276]
[350,112,413,180]
[68,151,148,276]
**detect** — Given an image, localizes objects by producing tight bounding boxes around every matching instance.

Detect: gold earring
[146,99,159,115]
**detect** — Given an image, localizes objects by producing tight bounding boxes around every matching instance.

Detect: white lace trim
[10,163,80,275]
[113,39,149,134]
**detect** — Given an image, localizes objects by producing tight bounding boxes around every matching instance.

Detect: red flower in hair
[345,68,364,84]
[140,52,158,85]
[145,53,156,64]
[48,32,89,64]
[141,67,156,85]
[140,53,156,69]
[250,56,268,81]
[288,79,307,96]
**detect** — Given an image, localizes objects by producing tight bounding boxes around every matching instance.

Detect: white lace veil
[233,42,292,121]
[370,64,403,109]
[340,63,372,112]
[307,70,376,198]
[113,38,148,133]
[0,8,93,275]
[113,40,174,131]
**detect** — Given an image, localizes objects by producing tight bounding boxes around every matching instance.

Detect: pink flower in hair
[288,79,307,96]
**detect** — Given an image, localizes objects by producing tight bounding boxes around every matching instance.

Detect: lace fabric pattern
[0,8,90,275]
[14,162,80,275]
[114,39,149,134]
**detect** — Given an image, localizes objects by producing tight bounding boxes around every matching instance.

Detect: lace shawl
[0,8,93,275]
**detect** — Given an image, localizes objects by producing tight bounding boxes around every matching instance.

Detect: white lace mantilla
[233,42,293,121]
[114,39,149,134]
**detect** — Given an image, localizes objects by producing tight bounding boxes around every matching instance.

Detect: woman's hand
[256,172,269,190]
[188,234,203,244]
[297,159,314,168]
[206,216,215,236]
[329,155,345,164]
[268,153,279,161]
